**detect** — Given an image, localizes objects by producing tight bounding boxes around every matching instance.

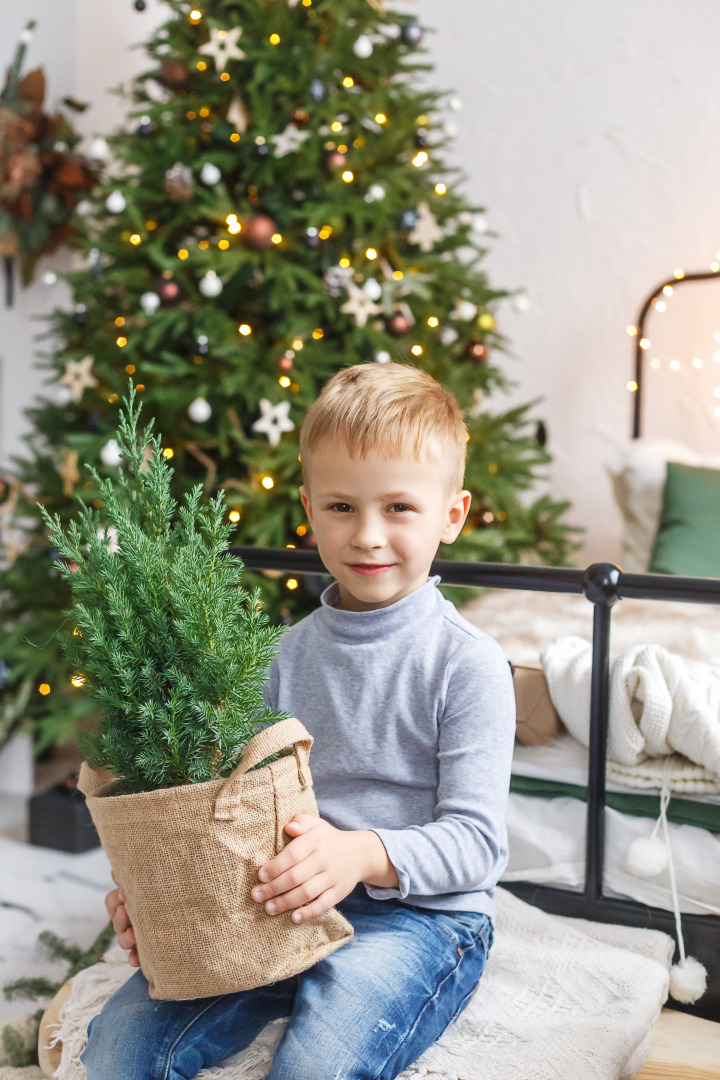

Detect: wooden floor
[634,1009,720,1079]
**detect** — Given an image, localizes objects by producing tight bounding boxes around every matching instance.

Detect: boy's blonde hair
[300,362,468,492]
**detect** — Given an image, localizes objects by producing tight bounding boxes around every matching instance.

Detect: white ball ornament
[375,351,391,364]
[200,162,222,185]
[106,190,126,214]
[140,291,161,316]
[626,836,668,878]
[100,439,123,467]
[199,270,223,298]
[353,34,373,58]
[89,137,110,161]
[365,183,386,204]
[42,272,58,286]
[449,95,462,111]
[363,278,382,301]
[188,397,212,423]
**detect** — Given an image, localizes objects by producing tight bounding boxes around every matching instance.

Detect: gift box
[29,773,101,853]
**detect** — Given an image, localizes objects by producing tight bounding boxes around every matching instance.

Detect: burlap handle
[213,716,313,822]
[76,762,119,799]
[76,717,313,823]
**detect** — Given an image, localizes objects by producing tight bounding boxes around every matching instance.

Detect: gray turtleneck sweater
[261,575,516,918]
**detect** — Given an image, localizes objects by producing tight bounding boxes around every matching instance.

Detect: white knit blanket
[38,888,672,1080]
[541,636,720,793]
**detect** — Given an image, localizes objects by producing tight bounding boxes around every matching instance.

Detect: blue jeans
[80,883,493,1080]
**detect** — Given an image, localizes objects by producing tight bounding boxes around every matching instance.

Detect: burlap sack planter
[76,716,354,1001]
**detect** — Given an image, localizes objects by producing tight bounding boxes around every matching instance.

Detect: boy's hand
[107,869,141,967]
[250,814,374,923]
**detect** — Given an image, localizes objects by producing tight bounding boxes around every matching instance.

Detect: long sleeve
[364,639,516,902]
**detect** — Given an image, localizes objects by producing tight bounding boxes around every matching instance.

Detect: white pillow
[603,439,720,572]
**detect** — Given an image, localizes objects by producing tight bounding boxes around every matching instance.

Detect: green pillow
[648,461,720,577]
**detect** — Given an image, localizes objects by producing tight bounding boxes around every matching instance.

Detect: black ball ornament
[134,0,147,9]
[73,303,88,326]
[415,129,430,149]
[136,116,154,138]
[85,412,101,433]
[401,21,423,47]
[252,142,269,161]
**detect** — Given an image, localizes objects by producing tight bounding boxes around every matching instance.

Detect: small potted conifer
[37,386,353,1001]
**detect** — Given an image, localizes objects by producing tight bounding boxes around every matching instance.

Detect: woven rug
[32,887,672,1080]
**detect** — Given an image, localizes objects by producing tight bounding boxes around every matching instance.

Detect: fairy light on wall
[628,260,720,436]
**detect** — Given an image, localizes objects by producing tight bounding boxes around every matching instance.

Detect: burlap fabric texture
[76,717,354,1001]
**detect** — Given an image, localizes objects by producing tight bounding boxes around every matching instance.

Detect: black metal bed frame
[230,545,720,1022]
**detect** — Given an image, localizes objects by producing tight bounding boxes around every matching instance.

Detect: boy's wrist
[356,829,400,890]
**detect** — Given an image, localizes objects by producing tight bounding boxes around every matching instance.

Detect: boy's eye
[329,502,353,513]
[388,503,412,513]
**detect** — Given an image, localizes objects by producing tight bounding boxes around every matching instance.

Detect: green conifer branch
[36,386,288,794]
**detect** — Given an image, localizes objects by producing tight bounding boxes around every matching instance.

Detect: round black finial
[583,562,620,607]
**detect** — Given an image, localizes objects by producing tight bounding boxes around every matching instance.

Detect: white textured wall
[4,0,720,563]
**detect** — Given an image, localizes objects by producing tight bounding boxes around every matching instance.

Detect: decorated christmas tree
[0,0,575,758]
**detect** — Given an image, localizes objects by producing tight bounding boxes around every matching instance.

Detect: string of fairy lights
[625,258,720,434]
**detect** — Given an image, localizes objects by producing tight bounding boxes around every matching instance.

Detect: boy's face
[300,439,471,612]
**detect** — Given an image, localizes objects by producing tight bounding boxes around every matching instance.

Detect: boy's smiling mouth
[347,563,395,575]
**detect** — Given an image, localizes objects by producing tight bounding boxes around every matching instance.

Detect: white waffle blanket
[34,888,673,1080]
[541,636,720,791]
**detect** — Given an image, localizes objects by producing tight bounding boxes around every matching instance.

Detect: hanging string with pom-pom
[626,760,707,1003]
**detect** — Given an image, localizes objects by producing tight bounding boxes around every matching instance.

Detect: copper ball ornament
[465,340,488,362]
[385,311,410,337]
[243,213,277,249]
[157,279,180,305]
[326,150,347,169]
[160,61,189,90]
[292,107,310,126]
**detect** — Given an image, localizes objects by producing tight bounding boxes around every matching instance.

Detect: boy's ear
[440,490,472,545]
[299,484,313,526]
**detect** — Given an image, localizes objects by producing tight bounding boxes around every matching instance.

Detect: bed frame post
[582,563,620,900]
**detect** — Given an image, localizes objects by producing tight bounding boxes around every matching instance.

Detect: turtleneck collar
[317,575,442,642]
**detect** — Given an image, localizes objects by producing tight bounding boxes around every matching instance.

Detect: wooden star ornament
[199,27,246,71]
[270,123,310,158]
[408,202,444,253]
[340,281,382,327]
[252,399,295,447]
[58,356,98,403]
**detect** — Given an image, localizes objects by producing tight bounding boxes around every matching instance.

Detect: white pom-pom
[626,836,668,878]
[669,957,707,1003]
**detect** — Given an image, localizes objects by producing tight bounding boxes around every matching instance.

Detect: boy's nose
[351,516,386,550]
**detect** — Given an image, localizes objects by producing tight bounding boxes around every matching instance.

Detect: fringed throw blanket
[39,888,672,1080]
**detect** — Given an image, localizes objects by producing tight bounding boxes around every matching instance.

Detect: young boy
[86,362,516,1080]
